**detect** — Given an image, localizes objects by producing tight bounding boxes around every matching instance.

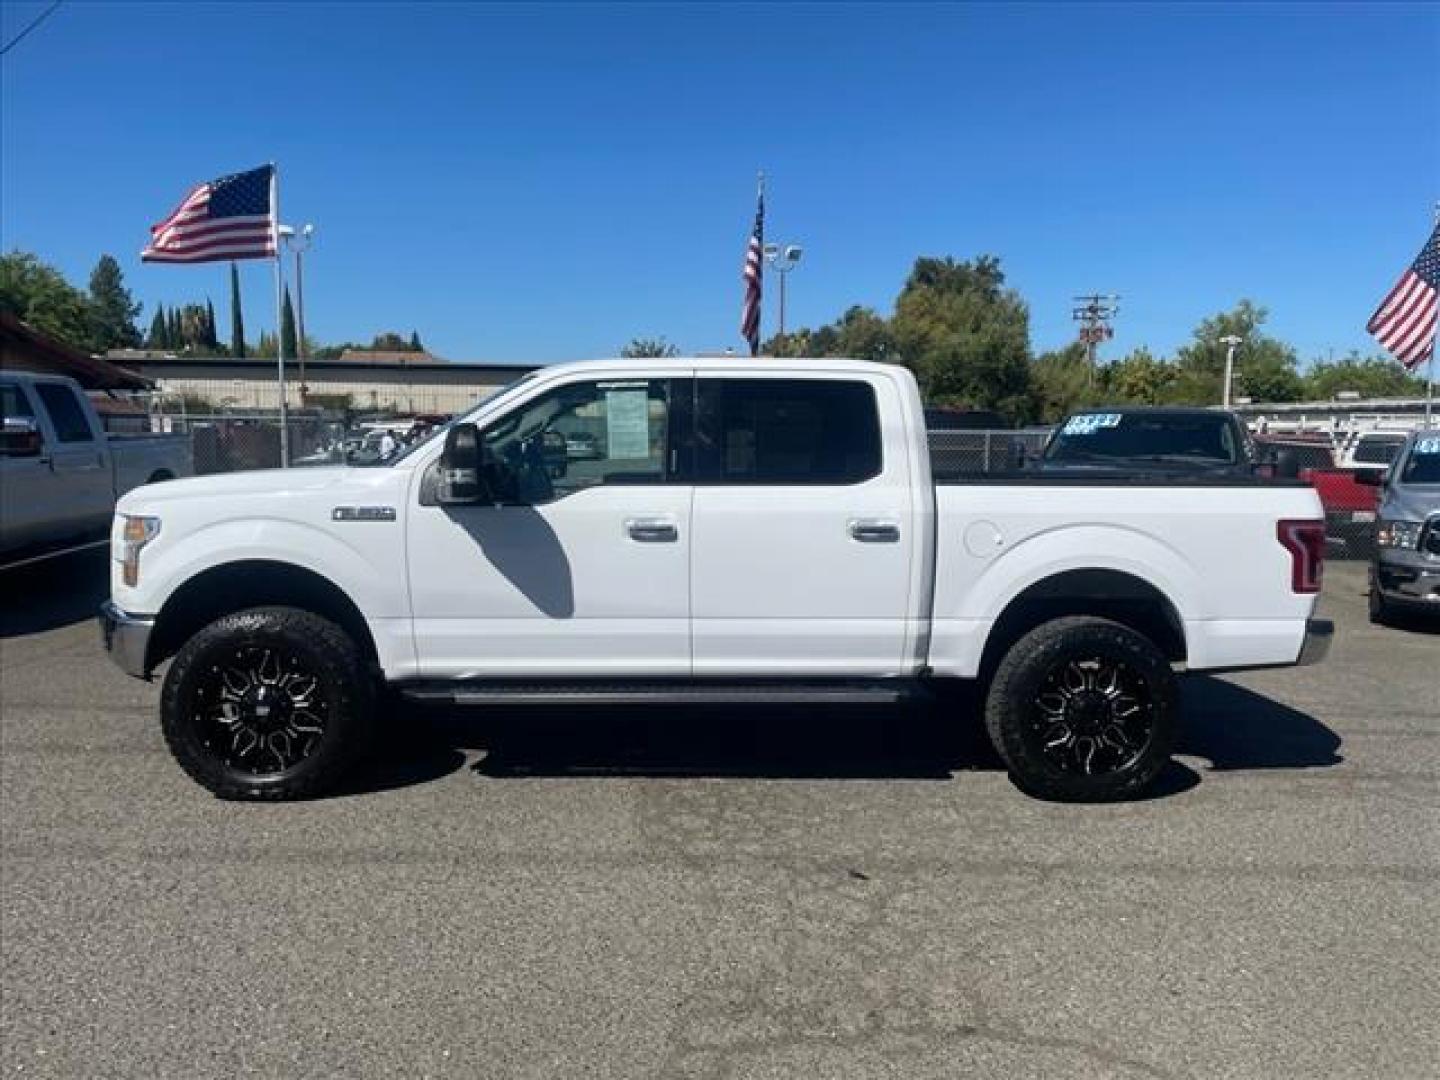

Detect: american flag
[1367,223,1440,371]
[141,165,277,264]
[740,186,764,356]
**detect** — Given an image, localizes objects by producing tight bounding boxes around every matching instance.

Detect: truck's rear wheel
[985,616,1178,801]
[160,606,375,800]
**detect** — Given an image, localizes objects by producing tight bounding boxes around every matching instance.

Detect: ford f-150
[100,358,1331,802]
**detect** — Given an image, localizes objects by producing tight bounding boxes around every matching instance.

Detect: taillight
[1277,519,1325,594]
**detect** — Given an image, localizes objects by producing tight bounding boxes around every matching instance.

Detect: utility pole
[1072,294,1120,387]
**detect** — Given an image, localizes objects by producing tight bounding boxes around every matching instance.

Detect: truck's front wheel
[160,607,375,800]
[985,616,1178,801]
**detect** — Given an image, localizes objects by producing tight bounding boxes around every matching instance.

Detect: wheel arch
[147,560,379,675]
[978,568,1188,682]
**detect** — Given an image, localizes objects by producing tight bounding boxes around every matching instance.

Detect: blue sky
[2,2,1437,364]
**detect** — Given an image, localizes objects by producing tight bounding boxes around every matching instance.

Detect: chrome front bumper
[1296,618,1334,667]
[99,601,153,680]
[1372,549,1440,606]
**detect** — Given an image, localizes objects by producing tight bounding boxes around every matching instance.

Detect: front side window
[479,378,670,504]
[696,378,882,485]
[33,384,93,443]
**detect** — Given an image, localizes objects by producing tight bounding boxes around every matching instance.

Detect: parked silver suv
[1364,430,1440,623]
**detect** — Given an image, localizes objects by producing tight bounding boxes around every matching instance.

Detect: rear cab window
[694,378,882,485]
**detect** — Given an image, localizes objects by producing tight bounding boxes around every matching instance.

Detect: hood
[117,465,399,511]
[1380,483,1440,523]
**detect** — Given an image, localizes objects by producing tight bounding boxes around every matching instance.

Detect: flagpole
[1428,203,1439,430]
[270,162,289,466]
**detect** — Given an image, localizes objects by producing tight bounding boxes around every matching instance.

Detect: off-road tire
[161,606,375,800]
[985,616,1179,802]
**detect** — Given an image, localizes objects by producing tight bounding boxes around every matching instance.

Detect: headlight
[1375,519,1422,550]
[119,514,161,587]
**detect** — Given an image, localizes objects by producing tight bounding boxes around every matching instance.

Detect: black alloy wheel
[985,616,1179,801]
[161,607,375,800]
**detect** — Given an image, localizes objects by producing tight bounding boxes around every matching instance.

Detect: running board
[398,680,929,707]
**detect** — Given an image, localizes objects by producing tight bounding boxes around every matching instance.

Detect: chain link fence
[150,415,343,474]
[927,429,1052,478]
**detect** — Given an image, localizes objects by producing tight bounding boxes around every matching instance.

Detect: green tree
[229,262,246,358]
[620,336,680,358]
[408,330,424,352]
[87,254,142,350]
[890,255,1035,419]
[281,286,298,359]
[1105,346,1176,405]
[205,298,218,349]
[168,308,182,351]
[1303,352,1425,399]
[1174,300,1303,405]
[0,251,96,351]
[147,304,168,350]
[369,331,410,351]
[1031,342,1095,421]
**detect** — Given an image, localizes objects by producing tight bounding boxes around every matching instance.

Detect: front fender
[118,516,407,621]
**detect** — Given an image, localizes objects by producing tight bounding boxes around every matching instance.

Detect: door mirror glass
[1273,448,1301,480]
[1353,466,1385,487]
[0,416,43,457]
[438,423,484,503]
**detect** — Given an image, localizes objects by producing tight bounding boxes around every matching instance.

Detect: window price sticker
[1414,436,1440,456]
[1062,413,1123,435]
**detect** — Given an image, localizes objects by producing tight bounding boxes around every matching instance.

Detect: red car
[1255,437,1377,558]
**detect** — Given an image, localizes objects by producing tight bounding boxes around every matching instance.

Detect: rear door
[689,372,918,676]
[30,380,113,536]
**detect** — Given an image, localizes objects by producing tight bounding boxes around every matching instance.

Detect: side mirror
[1353,467,1385,487]
[1273,449,1300,480]
[438,423,484,504]
[0,416,43,458]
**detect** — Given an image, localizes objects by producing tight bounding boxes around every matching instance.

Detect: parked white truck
[2,371,192,564]
[101,358,1331,801]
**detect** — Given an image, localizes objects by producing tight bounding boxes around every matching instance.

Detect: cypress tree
[229,262,246,358]
[280,286,298,359]
[148,304,167,349]
[168,308,182,350]
[408,330,423,352]
[205,298,218,349]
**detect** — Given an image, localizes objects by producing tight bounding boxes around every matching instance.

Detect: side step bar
[399,680,930,707]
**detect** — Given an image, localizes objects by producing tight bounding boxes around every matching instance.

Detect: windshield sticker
[1062,413,1123,435]
[1414,437,1440,455]
[605,388,651,459]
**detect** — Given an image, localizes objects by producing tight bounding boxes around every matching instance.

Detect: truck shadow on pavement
[358,675,1341,800]
[0,548,110,638]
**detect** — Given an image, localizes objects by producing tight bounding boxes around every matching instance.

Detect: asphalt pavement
[1,550,1436,1079]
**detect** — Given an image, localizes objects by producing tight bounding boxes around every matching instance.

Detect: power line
[1,0,63,58]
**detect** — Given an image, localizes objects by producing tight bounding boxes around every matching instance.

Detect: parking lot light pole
[762,242,803,347]
[1220,335,1244,409]
[279,223,315,404]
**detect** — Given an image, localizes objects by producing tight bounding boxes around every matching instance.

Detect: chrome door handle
[848,519,900,543]
[626,517,678,543]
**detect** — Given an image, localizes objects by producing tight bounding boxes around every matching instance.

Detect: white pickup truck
[101,358,1331,802]
[2,371,192,564]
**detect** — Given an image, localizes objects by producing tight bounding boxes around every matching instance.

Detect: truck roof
[538,356,905,377]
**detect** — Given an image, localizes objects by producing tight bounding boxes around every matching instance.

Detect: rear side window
[33,383,94,443]
[696,378,882,484]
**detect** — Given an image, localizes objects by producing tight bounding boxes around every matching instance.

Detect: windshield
[1045,412,1240,465]
[1398,435,1440,484]
[381,374,538,466]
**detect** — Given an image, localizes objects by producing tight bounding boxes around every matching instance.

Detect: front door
[406,375,693,678]
[689,373,918,676]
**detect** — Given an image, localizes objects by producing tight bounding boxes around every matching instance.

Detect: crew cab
[100,358,1331,802]
[2,371,192,563]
